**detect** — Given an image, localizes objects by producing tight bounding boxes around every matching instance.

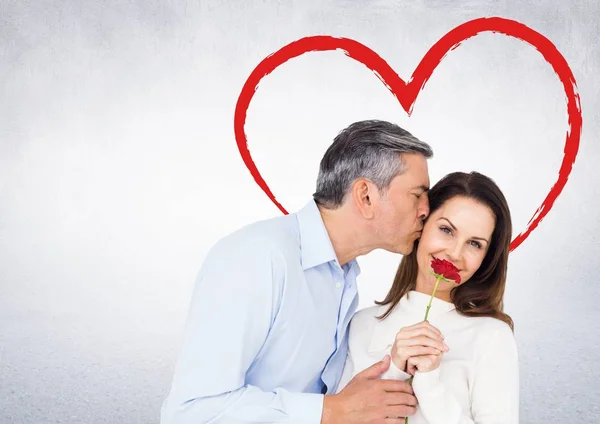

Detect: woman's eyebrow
[439,217,489,243]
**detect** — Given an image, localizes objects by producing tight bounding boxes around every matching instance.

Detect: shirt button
[335,282,342,288]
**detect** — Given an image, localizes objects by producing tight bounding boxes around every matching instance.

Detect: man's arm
[160,236,324,424]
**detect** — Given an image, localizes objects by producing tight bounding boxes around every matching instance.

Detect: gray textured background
[1,0,599,423]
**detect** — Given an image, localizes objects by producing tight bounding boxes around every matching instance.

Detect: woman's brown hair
[376,171,514,330]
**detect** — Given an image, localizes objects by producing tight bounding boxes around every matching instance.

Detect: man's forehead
[402,154,429,178]
[391,172,430,190]
[404,167,430,190]
[411,184,430,192]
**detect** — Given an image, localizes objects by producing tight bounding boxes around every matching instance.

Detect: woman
[337,171,518,423]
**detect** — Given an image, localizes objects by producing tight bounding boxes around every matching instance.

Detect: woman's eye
[440,226,452,234]
[470,240,483,249]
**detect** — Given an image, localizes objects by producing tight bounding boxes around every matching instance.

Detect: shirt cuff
[412,367,441,388]
[285,392,324,424]
[380,358,411,381]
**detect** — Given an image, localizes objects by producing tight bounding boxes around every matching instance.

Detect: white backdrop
[1,1,599,422]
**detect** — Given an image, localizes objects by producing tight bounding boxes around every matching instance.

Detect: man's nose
[418,195,430,221]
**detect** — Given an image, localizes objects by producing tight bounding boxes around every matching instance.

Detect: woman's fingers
[397,329,447,349]
[401,321,444,338]
[404,346,443,357]
[396,325,446,348]
[406,354,443,374]
[400,336,448,352]
[406,356,420,375]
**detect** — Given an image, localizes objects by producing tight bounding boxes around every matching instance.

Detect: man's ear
[352,178,376,219]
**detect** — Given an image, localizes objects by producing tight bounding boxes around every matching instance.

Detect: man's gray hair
[313,120,433,209]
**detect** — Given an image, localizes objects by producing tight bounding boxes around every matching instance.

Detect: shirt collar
[368,290,455,353]
[296,200,360,276]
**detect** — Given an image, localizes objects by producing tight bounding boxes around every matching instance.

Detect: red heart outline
[234,17,582,252]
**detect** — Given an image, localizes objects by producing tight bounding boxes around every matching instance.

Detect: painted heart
[234,17,582,252]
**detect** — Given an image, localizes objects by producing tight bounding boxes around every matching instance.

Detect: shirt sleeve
[336,352,411,395]
[335,352,354,393]
[160,235,324,424]
[411,322,519,424]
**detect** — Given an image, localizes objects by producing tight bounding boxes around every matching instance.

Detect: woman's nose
[446,241,463,263]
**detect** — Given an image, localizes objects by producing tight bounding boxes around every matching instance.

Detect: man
[161,120,435,423]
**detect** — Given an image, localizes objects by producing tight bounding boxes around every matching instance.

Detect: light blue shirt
[160,200,360,424]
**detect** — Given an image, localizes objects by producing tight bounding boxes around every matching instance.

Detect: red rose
[431,258,461,284]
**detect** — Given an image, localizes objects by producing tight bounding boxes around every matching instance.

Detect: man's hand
[321,356,417,424]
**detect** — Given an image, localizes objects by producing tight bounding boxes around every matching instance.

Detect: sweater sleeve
[412,323,519,424]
